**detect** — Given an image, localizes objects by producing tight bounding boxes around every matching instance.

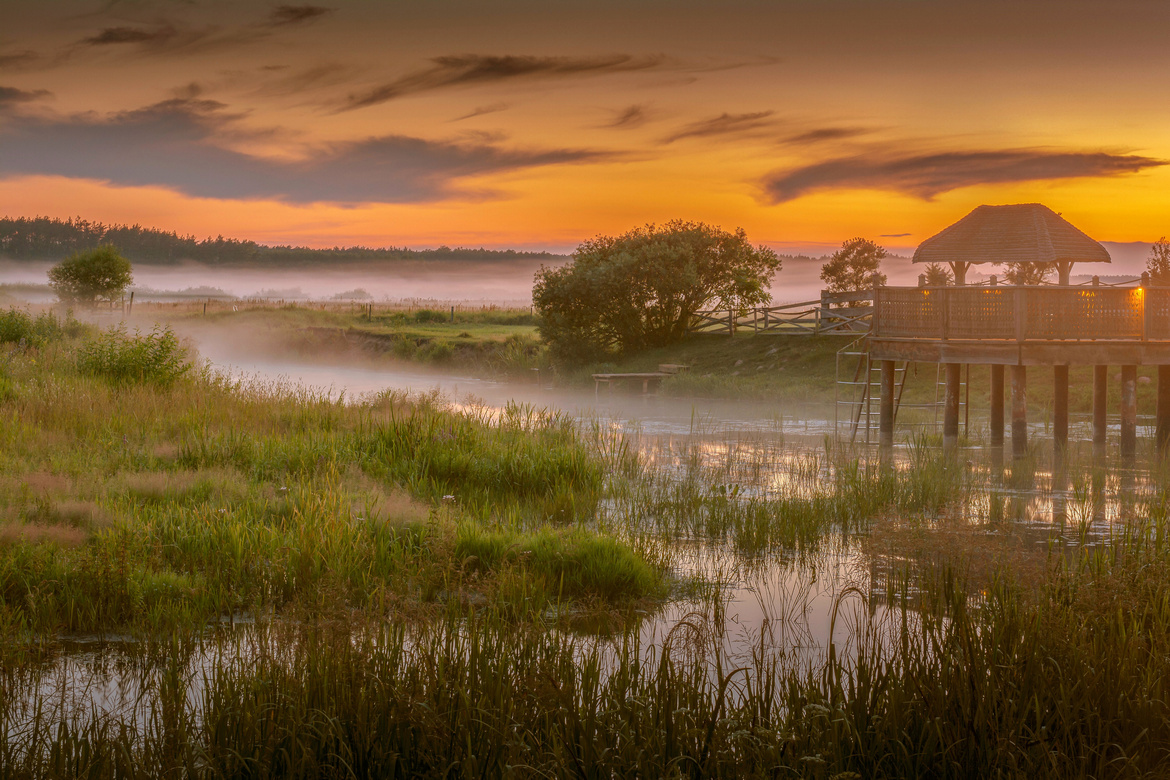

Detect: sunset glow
[2,1,1167,252]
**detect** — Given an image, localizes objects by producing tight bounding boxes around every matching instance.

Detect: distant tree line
[0,216,560,266]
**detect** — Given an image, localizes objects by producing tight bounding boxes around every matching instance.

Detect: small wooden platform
[592,372,670,395]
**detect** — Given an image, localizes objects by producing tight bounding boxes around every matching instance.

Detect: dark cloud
[81,25,181,46]
[662,111,775,144]
[267,5,334,27]
[605,104,648,129]
[0,50,39,69]
[0,99,609,204]
[450,102,511,122]
[763,148,1167,202]
[341,54,665,111]
[881,233,912,238]
[783,126,868,145]
[0,86,51,105]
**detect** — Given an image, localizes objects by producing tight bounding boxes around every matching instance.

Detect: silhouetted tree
[533,221,780,363]
[47,246,133,306]
[1001,262,1052,285]
[1147,237,1170,284]
[924,263,953,286]
[820,238,887,304]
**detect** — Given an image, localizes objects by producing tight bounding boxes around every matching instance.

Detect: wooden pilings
[989,365,1004,447]
[1159,365,1170,453]
[1053,365,1069,459]
[1011,366,1027,458]
[1093,366,1108,460]
[943,364,961,448]
[879,360,895,448]
[1121,365,1137,461]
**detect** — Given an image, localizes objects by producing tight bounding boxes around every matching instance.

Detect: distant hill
[0,216,563,267]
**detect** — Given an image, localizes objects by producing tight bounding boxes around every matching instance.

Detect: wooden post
[1158,365,1170,453]
[1121,365,1137,461]
[990,365,1005,447]
[944,363,961,449]
[1093,365,1108,460]
[1011,365,1027,458]
[1054,364,1069,462]
[879,360,895,448]
[128,291,134,316]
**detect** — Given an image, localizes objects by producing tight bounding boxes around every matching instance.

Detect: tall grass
[7,520,1170,779]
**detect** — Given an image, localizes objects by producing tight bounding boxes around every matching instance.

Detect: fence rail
[873,284,1170,341]
[691,290,874,335]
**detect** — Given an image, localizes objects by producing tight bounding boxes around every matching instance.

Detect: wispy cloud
[81,25,181,47]
[340,54,666,111]
[266,5,334,27]
[0,85,51,106]
[0,98,611,204]
[661,111,775,144]
[763,148,1167,202]
[450,102,511,122]
[881,232,911,238]
[604,104,649,129]
[782,126,868,145]
[0,50,40,69]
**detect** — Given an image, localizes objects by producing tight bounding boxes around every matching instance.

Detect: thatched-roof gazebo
[912,203,1111,285]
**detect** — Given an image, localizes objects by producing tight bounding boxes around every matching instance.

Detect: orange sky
[1,0,1168,254]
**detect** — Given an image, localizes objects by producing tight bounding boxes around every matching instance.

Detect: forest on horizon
[0,216,565,267]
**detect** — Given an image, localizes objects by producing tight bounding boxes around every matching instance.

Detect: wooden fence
[873,285,1170,342]
[691,290,874,336]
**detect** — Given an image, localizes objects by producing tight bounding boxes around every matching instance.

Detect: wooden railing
[691,290,874,335]
[873,285,1170,341]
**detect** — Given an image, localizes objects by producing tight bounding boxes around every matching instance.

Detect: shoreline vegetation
[120,299,1170,413]
[5,308,1170,775]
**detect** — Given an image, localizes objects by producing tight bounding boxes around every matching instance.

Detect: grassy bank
[146,301,546,377]
[0,310,660,640]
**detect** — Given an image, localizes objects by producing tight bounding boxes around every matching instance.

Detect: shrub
[0,308,79,348]
[47,246,133,306]
[76,325,190,386]
[414,308,448,323]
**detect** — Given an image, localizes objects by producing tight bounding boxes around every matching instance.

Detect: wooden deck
[870,284,1170,365]
[866,281,1170,458]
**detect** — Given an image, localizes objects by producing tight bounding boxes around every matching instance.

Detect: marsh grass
[0,316,661,639]
[8,305,1170,775]
[8,521,1170,779]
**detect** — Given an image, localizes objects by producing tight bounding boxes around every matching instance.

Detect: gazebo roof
[912,203,1111,266]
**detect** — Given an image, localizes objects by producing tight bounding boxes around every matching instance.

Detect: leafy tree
[923,263,953,286]
[1001,262,1052,285]
[820,238,887,304]
[1147,237,1170,284]
[533,221,780,363]
[47,246,133,306]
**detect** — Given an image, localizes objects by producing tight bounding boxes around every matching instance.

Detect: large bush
[76,325,190,386]
[47,246,133,306]
[533,221,780,363]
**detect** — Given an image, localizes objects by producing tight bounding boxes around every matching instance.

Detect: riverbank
[35,299,1170,417]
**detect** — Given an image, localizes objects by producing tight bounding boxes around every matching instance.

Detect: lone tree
[820,238,887,303]
[1148,237,1170,284]
[533,220,780,363]
[1001,262,1052,285]
[923,263,953,286]
[48,246,133,306]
